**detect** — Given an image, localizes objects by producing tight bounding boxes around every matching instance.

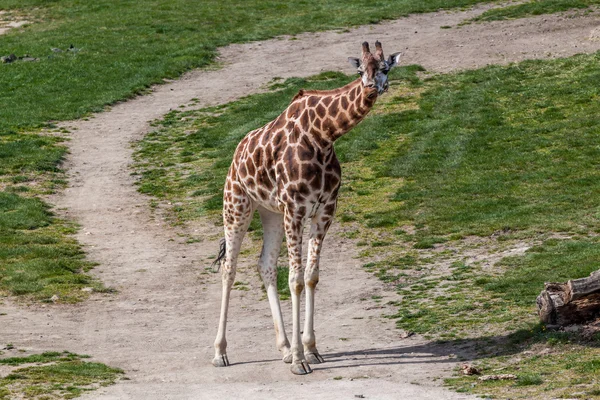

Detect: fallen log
[536,270,600,326]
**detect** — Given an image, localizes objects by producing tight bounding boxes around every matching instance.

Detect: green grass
[470,0,600,22]
[277,265,291,300]
[0,190,105,303]
[487,239,600,304]
[0,351,123,399]
[0,134,65,176]
[344,52,600,338]
[382,237,600,338]
[357,55,600,236]
[0,351,85,366]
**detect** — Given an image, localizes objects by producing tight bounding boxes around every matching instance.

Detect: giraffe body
[213,41,401,374]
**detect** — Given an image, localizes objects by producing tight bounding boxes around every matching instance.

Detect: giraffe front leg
[285,210,312,375]
[303,215,332,365]
[213,187,254,368]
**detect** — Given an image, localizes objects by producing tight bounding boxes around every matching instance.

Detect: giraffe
[212,41,401,375]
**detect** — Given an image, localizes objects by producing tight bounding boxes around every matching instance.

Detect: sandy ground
[2,4,600,399]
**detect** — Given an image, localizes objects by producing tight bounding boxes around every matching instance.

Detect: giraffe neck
[286,78,377,144]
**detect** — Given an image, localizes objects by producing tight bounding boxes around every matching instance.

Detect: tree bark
[536,270,600,326]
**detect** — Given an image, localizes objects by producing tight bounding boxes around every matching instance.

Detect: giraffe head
[348,41,401,96]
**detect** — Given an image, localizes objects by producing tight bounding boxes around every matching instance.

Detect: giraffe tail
[212,238,226,271]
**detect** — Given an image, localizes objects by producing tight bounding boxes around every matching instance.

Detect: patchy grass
[0,206,104,303]
[0,160,105,303]
[487,238,600,304]
[0,351,123,399]
[446,327,600,399]
[380,237,600,340]
[470,0,600,22]
[0,351,84,366]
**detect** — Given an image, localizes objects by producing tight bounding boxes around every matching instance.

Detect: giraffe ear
[387,52,402,69]
[348,57,361,69]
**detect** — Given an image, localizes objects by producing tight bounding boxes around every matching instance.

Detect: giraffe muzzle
[378,82,389,95]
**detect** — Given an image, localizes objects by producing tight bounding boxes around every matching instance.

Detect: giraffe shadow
[312,331,544,371]
[227,326,600,371]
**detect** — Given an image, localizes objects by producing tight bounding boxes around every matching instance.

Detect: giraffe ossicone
[212,41,401,375]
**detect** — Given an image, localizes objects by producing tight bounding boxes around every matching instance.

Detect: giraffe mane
[291,79,361,101]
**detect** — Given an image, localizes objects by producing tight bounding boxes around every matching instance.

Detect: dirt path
[2,4,600,399]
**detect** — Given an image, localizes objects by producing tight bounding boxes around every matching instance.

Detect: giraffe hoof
[290,360,312,375]
[212,354,230,367]
[305,352,325,364]
[282,353,293,364]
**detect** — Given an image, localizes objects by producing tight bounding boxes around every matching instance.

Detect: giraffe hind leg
[212,237,229,368]
[213,189,254,368]
[257,207,292,363]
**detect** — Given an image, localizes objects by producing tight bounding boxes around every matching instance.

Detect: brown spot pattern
[222,74,379,303]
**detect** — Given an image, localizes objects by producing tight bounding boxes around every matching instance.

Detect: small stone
[400,330,414,339]
[462,364,481,375]
[562,324,582,333]
[81,287,93,292]
[50,295,59,303]
[1,54,16,63]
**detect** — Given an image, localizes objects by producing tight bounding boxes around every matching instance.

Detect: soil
[0,11,29,36]
[2,4,600,399]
